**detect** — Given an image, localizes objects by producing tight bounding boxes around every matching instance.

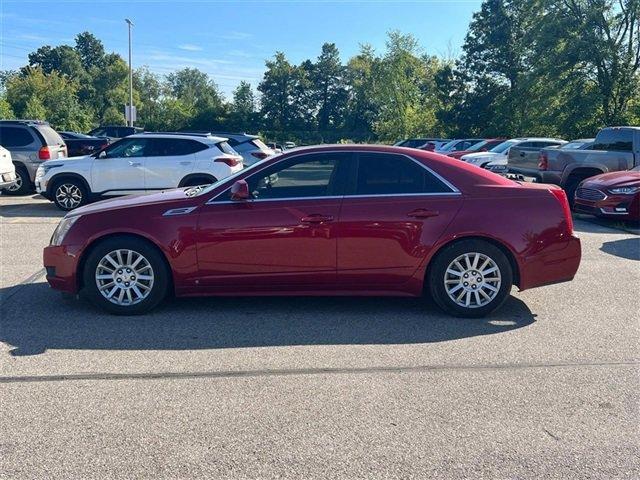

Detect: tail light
[38,146,51,160]
[550,188,574,234]
[214,156,241,167]
[250,151,269,160]
[538,151,548,170]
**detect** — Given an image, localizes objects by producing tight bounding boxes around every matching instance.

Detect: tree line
[1,0,638,143]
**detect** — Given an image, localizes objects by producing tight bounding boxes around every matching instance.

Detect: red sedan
[43,145,581,317]
[574,167,640,221]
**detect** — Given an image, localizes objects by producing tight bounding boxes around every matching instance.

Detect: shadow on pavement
[573,215,640,235]
[0,196,64,219]
[600,238,640,261]
[0,282,536,356]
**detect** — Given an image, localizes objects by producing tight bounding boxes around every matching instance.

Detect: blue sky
[1,0,481,98]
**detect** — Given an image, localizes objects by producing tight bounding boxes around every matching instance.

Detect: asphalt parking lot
[1,194,639,479]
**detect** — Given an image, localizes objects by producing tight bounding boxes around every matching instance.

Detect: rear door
[144,138,202,190]
[336,152,463,289]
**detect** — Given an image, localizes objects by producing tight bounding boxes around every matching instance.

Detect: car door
[90,137,148,195]
[194,152,351,289]
[335,152,463,288]
[510,141,543,169]
[144,138,199,190]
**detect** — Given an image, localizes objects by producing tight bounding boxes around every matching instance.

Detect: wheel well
[48,173,91,197]
[178,173,216,187]
[76,233,174,293]
[566,168,603,183]
[425,236,521,289]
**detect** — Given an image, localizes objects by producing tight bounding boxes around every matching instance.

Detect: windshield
[561,140,592,150]
[490,140,518,154]
[438,140,459,152]
[467,140,487,151]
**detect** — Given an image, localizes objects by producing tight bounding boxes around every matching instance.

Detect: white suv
[35,132,243,211]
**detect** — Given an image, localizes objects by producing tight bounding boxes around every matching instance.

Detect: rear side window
[0,126,35,147]
[36,125,64,146]
[148,138,208,156]
[593,129,634,151]
[216,141,237,155]
[351,153,453,196]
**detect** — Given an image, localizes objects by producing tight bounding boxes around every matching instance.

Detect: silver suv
[0,120,67,195]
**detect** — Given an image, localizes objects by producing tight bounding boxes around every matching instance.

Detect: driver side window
[102,138,149,158]
[243,153,345,200]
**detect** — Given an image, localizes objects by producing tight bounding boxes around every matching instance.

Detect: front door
[91,137,148,195]
[195,152,350,289]
[336,152,464,288]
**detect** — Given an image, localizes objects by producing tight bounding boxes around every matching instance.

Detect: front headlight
[609,186,640,195]
[50,215,80,246]
[36,164,62,179]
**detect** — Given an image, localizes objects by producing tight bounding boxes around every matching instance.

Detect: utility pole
[125,18,134,126]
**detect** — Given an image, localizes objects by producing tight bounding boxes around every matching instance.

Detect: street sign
[124,105,137,123]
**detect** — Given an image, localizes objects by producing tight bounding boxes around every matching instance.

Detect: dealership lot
[1,194,639,478]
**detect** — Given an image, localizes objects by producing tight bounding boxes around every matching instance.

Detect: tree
[229,81,256,130]
[75,32,106,70]
[311,43,348,135]
[26,45,84,79]
[258,52,300,132]
[345,45,379,140]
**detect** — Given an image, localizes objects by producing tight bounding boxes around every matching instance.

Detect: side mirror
[230,180,250,201]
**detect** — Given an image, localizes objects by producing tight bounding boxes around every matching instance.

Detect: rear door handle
[407,209,439,219]
[301,214,334,224]
[129,161,142,167]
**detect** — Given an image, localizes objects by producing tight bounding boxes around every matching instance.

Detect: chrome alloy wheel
[95,249,154,306]
[444,252,502,308]
[55,183,83,209]
[7,171,22,192]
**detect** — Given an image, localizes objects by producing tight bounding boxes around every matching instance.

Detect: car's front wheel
[52,178,88,211]
[82,236,170,315]
[428,239,513,317]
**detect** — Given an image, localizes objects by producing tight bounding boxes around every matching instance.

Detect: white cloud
[220,31,253,41]
[178,44,203,52]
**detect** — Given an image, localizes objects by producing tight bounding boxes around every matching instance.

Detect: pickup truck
[507,126,640,201]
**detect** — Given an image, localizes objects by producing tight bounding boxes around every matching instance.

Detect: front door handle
[301,214,334,224]
[129,161,142,167]
[407,209,439,219]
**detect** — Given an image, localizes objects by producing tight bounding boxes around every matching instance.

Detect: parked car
[447,138,507,159]
[0,119,67,195]
[420,139,452,151]
[573,166,640,221]
[463,138,566,169]
[0,145,17,191]
[436,139,484,153]
[209,132,276,167]
[43,144,581,317]
[266,142,283,153]
[284,141,296,149]
[394,138,449,150]
[508,127,640,202]
[87,125,143,140]
[59,131,110,157]
[35,132,243,211]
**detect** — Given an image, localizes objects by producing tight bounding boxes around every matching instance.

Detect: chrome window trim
[205,149,461,205]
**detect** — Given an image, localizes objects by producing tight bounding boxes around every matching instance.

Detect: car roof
[0,119,50,126]
[510,137,566,142]
[131,132,228,143]
[209,131,260,140]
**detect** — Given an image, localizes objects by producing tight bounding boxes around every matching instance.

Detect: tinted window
[593,129,634,152]
[0,126,35,147]
[534,141,562,148]
[102,138,149,158]
[245,153,343,200]
[352,153,452,196]
[148,138,207,156]
[36,125,64,145]
[517,142,536,149]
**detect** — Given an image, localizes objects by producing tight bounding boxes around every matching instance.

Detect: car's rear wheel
[3,165,32,195]
[428,239,513,317]
[82,236,170,315]
[52,178,88,211]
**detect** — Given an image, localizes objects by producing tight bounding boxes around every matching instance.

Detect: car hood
[68,188,191,217]
[44,155,91,167]
[462,152,500,162]
[583,170,640,188]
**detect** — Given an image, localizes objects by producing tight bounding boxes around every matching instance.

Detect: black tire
[52,177,89,211]
[428,239,513,318]
[3,165,33,196]
[82,236,170,315]
[564,176,583,208]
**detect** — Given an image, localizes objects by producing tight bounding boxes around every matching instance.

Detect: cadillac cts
[43,145,581,317]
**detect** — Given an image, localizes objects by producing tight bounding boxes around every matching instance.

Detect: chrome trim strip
[163,206,198,216]
[206,149,461,205]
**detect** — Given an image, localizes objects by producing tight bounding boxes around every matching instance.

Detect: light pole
[125,18,134,126]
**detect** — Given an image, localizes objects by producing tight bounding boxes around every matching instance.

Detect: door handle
[407,209,439,219]
[179,161,192,166]
[519,152,525,157]
[129,161,142,167]
[300,214,334,224]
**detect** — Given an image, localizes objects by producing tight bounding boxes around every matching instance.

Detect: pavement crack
[0,360,637,384]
